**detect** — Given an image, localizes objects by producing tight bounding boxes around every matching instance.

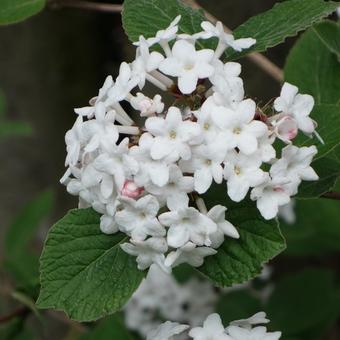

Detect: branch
[0,307,29,324]
[322,191,340,200]
[48,0,123,13]
[183,0,284,83]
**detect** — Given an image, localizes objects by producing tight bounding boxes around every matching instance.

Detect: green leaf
[4,190,54,293]
[217,290,262,325]
[296,152,340,199]
[313,20,340,61]
[80,314,135,340]
[0,121,32,139]
[281,198,340,256]
[267,268,338,336]
[122,0,338,62]
[36,208,144,322]
[227,0,338,60]
[285,26,340,105]
[198,189,286,287]
[122,0,212,51]
[0,0,45,25]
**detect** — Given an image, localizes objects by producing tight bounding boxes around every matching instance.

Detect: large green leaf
[267,269,338,337]
[285,26,340,105]
[198,189,286,287]
[313,20,340,61]
[36,208,144,322]
[0,0,45,25]
[227,0,338,60]
[122,0,338,61]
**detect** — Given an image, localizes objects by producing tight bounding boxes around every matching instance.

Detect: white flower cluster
[124,265,218,338]
[148,312,281,340]
[61,15,319,272]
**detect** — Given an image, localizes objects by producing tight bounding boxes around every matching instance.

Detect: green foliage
[36,208,145,322]
[313,20,340,61]
[0,91,32,140]
[198,190,286,287]
[217,290,262,325]
[122,0,338,61]
[4,190,54,294]
[0,0,45,25]
[285,25,340,105]
[80,314,135,340]
[267,269,339,337]
[281,198,340,256]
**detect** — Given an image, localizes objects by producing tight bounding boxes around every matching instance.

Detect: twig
[48,0,123,13]
[183,0,284,83]
[321,191,340,201]
[0,307,29,324]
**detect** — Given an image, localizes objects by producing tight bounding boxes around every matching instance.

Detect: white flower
[189,313,231,340]
[121,237,169,271]
[129,133,171,187]
[230,312,270,329]
[145,106,201,161]
[278,200,296,224]
[226,325,281,340]
[108,62,139,102]
[270,145,318,193]
[207,205,239,248]
[93,138,138,191]
[100,214,119,234]
[159,197,217,248]
[270,115,298,143]
[250,175,291,220]
[210,61,244,105]
[132,36,165,89]
[131,92,164,117]
[212,99,268,155]
[159,40,214,94]
[145,164,194,209]
[274,82,315,134]
[165,242,217,268]
[180,143,226,194]
[199,21,256,56]
[115,195,165,241]
[223,150,266,202]
[145,15,181,47]
[147,321,189,340]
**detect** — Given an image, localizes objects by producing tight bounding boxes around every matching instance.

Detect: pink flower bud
[121,180,144,199]
[274,115,298,143]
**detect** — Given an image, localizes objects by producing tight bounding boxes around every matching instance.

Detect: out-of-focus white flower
[230,311,269,329]
[159,40,214,94]
[278,200,296,224]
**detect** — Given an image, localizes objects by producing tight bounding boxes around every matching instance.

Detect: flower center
[169,130,177,139]
[184,62,194,71]
[233,127,241,134]
[203,122,210,130]
[234,166,241,175]
[206,159,212,165]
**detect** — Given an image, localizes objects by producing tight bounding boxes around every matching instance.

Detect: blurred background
[0,0,339,339]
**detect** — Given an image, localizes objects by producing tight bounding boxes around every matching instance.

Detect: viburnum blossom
[61,15,319,272]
